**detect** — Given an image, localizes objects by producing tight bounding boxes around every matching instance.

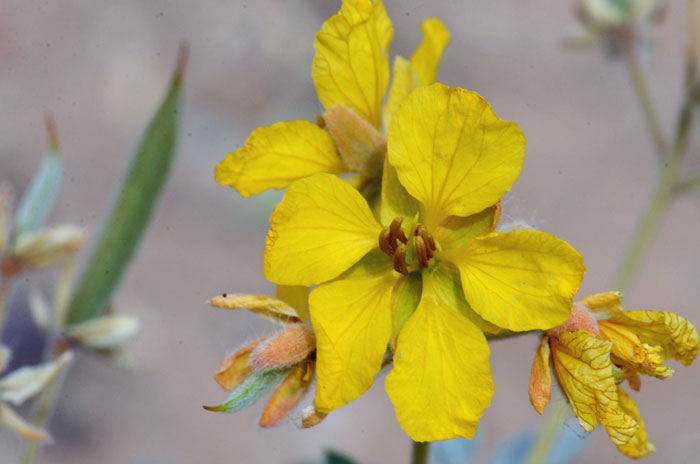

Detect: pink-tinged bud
[259,360,314,427]
[250,324,316,370]
[215,338,264,391]
[301,404,327,428]
[548,303,599,338]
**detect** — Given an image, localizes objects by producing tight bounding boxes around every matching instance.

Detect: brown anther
[393,243,408,276]
[414,235,430,269]
[388,216,407,245]
[378,228,394,256]
[413,223,437,261]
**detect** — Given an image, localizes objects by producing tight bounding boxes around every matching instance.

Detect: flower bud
[250,323,316,369]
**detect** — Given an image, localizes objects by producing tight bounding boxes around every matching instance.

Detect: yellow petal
[276,285,310,323]
[390,272,422,349]
[598,320,672,380]
[433,204,500,251]
[384,56,420,131]
[529,336,552,415]
[430,263,501,334]
[551,330,637,445]
[386,271,493,441]
[604,310,700,367]
[410,18,450,85]
[440,230,585,331]
[208,293,303,325]
[309,256,395,413]
[260,360,314,428]
[214,120,346,197]
[214,338,264,391]
[264,173,382,286]
[387,83,525,229]
[615,387,656,458]
[312,0,393,128]
[379,159,420,227]
[578,291,624,316]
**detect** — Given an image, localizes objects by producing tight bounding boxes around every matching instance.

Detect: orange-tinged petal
[250,324,316,369]
[214,120,346,197]
[323,105,386,178]
[551,330,637,445]
[260,360,314,427]
[410,18,450,85]
[386,272,493,441]
[615,387,656,458]
[264,173,382,286]
[302,404,328,428]
[529,336,552,415]
[309,258,395,413]
[215,338,264,391]
[387,83,525,230]
[604,310,699,367]
[313,0,392,128]
[441,230,585,331]
[208,293,302,325]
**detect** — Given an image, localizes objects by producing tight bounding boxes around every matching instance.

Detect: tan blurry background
[1,1,699,463]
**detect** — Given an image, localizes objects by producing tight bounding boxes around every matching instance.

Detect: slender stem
[611,165,676,292]
[411,441,429,464]
[0,277,10,330]
[624,51,667,158]
[21,374,60,464]
[526,399,568,464]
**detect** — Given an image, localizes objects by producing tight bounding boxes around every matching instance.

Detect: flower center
[378,217,437,275]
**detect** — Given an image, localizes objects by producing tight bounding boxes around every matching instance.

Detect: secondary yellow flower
[203,287,324,428]
[529,291,699,458]
[264,82,585,441]
[215,0,450,198]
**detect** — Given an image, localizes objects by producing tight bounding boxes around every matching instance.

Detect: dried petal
[215,338,264,391]
[209,293,303,325]
[260,360,314,427]
[529,336,552,415]
[250,324,316,369]
[301,404,328,428]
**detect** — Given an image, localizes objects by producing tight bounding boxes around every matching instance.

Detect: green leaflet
[203,367,290,413]
[13,120,62,245]
[66,45,187,324]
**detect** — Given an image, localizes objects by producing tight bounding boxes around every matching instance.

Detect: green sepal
[66,45,187,324]
[203,367,290,413]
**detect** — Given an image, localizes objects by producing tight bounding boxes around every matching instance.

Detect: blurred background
[1,0,699,462]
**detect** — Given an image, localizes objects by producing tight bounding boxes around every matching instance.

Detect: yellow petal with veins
[276,285,310,323]
[309,259,394,413]
[604,310,699,367]
[313,0,392,128]
[379,159,420,227]
[529,336,552,415]
[598,320,672,379]
[387,84,525,230]
[264,173,382,286]
[214,120,346,197]
[410,18,450,85]
[386,271,493,441]
[441,230,584,331]
[384,56,420,131]
[433,205,499,251]
[578,291,624,316]
[615,387,656,458]
[551,330,637,446]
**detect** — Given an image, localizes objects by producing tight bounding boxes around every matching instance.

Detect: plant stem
[611,164,676,292]
[0,277,9,330]
[411,441,429,464]
[624,51,667,158]
[526,399,568,464]
[21,374,60,464]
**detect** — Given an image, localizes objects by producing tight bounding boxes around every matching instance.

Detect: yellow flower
[203,287,324,428]
[215,0,450,198]
[529,291,699,458]
[264,83,585,441]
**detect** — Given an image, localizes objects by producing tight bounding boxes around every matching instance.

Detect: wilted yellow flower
[215,0,450,199]
[529,291,699,458]
[203,287,322,428]
[264,82,585,441]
